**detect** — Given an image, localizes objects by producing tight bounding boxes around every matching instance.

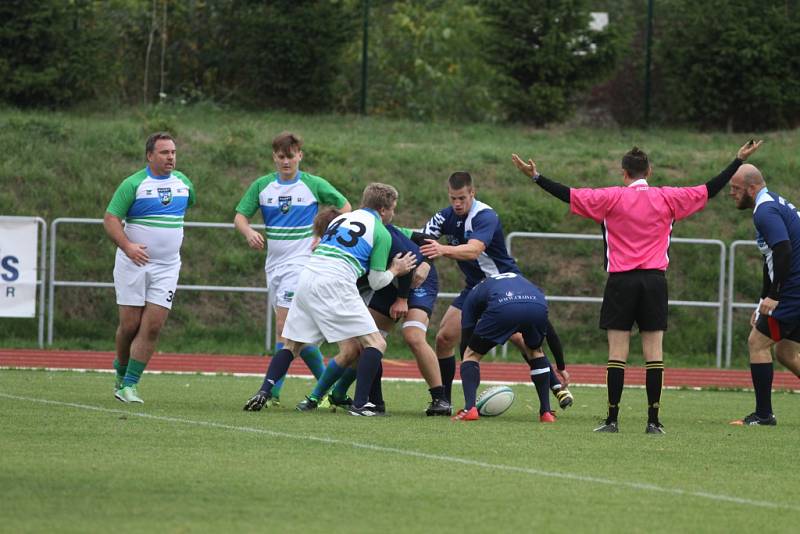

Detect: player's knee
[436,330,456,352]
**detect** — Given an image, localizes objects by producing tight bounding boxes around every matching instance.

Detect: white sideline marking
[1,392,795,512]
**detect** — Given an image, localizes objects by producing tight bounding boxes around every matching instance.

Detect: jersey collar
[627,178,648,187]
[146,166,172,180]
[753,187,771,213]
[277,171,301,184]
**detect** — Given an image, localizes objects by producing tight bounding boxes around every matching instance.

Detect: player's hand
[243,391,269,411]
[556,368,570,387]
[411,262,430,288]
[245,229,265,250]
[390,252,417,276]
[511,153,537,178]
[758,297,778,317]
[123,243,149,266]
[420,239,446,259]
[737,139,763,160]
[390,298,409,320]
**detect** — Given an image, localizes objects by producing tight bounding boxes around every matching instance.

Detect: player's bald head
[735,164,765,187]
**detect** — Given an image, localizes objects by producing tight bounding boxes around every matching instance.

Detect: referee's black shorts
[599,269,667,331]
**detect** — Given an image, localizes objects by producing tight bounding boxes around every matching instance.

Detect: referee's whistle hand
[737,139,764,160]
[511,154,537,178]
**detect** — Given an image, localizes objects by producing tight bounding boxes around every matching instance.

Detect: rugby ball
[476,385,515,417]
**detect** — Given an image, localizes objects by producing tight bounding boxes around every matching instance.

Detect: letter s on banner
[0,219,38,317]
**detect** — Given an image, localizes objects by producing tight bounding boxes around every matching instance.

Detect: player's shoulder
[121,168,148,186]
[171,170,193,186]
[251,172,279,189]
[298,171,328,184]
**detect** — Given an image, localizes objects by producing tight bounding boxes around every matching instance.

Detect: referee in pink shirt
[512,140,762,434]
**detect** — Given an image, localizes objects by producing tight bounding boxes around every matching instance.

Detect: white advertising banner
[0,218,39,317]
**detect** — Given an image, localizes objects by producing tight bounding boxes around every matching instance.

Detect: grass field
[1,369,797,533]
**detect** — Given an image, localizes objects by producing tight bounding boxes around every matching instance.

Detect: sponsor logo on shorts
[283,290,294,302]
[158,187,172,205]
[279,195,292,214]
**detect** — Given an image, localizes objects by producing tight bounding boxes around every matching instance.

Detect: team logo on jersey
[279,195,292,214]
[157,187,172,205]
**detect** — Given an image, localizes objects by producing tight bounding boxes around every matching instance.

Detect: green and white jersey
[307,208,391,283]
[235,171,347,273]
[106,167,196,264]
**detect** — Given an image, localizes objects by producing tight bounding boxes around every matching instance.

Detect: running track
[2,349,798,390]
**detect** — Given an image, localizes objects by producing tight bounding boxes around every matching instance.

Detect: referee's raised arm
[511,153,571,202]
[703,139,763,198]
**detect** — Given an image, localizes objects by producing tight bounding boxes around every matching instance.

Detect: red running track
[2,349,799,390]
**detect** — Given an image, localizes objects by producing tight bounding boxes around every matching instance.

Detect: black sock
[368,361,384,406]
[429,385,445,401]
[439,356,456,403]
[260,349,294,394]
[646,361,664,424]
[750,362,774,417]
[606,360,626,423]
[529,357,552,415]
[354,347,383,408]
[460,360,480,410]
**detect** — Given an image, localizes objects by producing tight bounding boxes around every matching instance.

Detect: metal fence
[24,219,760,366]
[504,232,728,366]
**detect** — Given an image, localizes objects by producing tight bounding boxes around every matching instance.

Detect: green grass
[1,106,796,364]
[1,370,797,533]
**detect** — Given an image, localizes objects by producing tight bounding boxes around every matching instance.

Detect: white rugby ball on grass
[476,385,515,417]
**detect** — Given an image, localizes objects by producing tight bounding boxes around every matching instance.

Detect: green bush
[654,0,800,130]
[480,0,622,125]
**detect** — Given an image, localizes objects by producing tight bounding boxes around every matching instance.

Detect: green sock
[300,345,326,379]
[113,358,127,382]
[122,358,147,387]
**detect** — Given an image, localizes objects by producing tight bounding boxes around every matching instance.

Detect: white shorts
[282,269,378,344]
[266,266,301,310]
[114,253,180,309]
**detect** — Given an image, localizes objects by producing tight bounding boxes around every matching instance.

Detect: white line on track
[1,391,794,512]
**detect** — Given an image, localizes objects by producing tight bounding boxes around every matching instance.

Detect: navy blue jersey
[364,224,439,315]
[423,200,520,289]
[753,189,800,320]
[461,272,548,350]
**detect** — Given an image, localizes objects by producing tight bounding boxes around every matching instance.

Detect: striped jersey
[570,180,708,272]
[753,188,800,320]
[423,199,519,289]
[106,167,195,264]
[307,208,391,283]
[235,171,347,273]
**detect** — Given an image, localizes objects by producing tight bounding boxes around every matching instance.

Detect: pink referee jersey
[570,179,708,272]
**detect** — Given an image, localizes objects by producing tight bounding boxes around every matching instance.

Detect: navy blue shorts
[468,301,548,355]
[369,278,437,318]
[451,287,472,310]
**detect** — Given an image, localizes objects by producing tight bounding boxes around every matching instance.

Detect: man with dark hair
[512,140,762,433]
[243,183,417,416]
[729,163,800,426]
[104,132,195,403]
[419,172,572,413]
[234,131,351,406]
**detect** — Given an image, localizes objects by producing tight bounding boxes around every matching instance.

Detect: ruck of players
[106,130,800,432]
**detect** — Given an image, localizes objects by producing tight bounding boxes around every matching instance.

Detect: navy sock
[439,356,456,403]
[646,361,664,424]
[750,362,774,417]
[460,360,480,410]
[606,360,626,423]
[259,349,294,394]
[529,357,552,415]
[368,361,384,406]
[354,347,383,408]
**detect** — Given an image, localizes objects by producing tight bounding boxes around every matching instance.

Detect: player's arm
[103,212,149,266]
[512,153,571,203]
[545,320,566,371]
[420,238,485,261]
[759,240,791,316]
[411,261,430,289]
[233,212,264,250]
